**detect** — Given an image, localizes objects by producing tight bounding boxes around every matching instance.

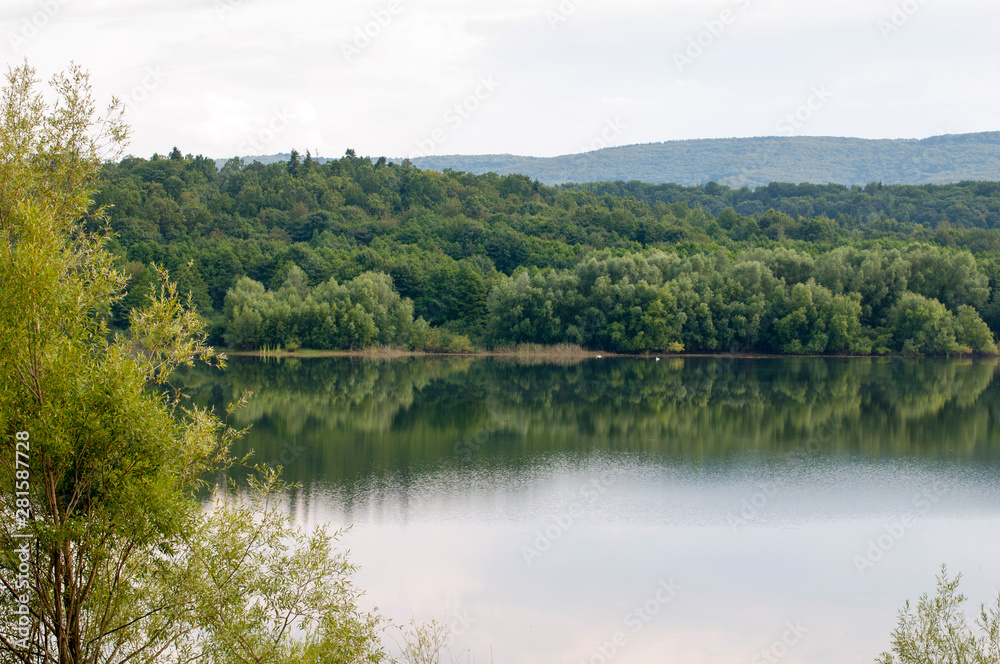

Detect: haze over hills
[401,133,1000,187]
[218,132,1000,188]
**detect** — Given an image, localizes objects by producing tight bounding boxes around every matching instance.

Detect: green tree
[876,566,1000,664]
[955,304,998,354]
[905,244,989,311]
[769,280,867,354]
[0,63,385,664]
[884,293,960,355]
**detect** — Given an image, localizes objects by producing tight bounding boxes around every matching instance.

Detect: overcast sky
[3,0,997,160]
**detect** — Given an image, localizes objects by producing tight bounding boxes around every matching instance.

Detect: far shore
[219,345,994,361]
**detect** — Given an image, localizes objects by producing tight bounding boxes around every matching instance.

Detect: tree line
[570,179,1000,234]
[95,149,1000,354]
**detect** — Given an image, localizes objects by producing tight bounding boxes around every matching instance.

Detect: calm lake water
[180,356,1000,664]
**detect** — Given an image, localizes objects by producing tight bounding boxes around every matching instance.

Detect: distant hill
[218,133,1000,188]
[395,133,1000,187]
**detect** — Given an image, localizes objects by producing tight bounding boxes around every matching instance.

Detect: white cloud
[1,0,997,159]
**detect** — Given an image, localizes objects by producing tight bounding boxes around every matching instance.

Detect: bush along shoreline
[101,151,1000,355]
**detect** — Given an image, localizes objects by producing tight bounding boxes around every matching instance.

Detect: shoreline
[219,346,995,360]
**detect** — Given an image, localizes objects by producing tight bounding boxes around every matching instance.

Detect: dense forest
[97,148,1000,355]
[405,132,1000,187]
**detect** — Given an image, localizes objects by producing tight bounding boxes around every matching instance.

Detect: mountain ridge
[216,132,1000,188]
[398,132,1000,187]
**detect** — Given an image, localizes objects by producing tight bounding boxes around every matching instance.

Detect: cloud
[1,0,996,158]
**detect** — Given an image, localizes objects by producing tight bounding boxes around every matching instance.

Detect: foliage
[876,566,1000,664]
[175,471,385,664]
[92,127,1000,355]
[572,179,1000,235]
[223,267,415,350]
[391,619,472,664]
[0,63,385,664]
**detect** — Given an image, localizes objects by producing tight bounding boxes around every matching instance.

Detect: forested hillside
[569,180,1000,231]
[97,149,1000,355]
[404,132,1000,187]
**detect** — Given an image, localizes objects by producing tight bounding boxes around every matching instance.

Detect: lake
[179,356,1000,664]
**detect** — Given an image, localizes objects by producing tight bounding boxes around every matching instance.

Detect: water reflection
[177,357,1000,664]
[179,356,1000,483]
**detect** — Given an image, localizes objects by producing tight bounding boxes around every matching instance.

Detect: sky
[2,0,998,160]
